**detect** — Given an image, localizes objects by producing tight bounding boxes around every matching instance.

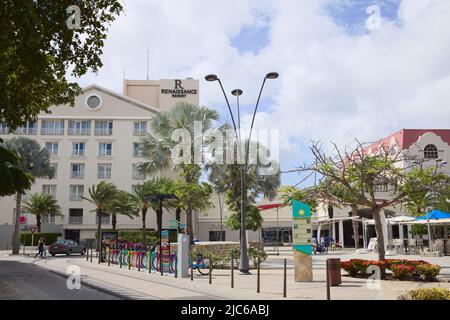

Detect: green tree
[172,166,213,243]
[104,190,139,230]
[83,181,117,250]
[138,102,219,243]
[0,1,123,129]
[0,140,33,197]
[207,142,281,233]
[23,193,61,233]
[3,137,53,254]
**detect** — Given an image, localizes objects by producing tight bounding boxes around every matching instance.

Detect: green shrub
[228,247,240,259]
[118,230,157,244]
[399,288,450,300]
[20,232,61,246]
[416,264,441,282]
[247,247,268,268]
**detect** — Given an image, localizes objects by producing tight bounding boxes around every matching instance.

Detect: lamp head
[205,74,218,82]
[231,89,243,96]
[266,72,279,80]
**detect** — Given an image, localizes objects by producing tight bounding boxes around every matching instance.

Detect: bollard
[209,256,212,285]
[160,253,163,276]
[174,256,178,278]
[119,250,122,268]
[257,257,260,293]
[128,252,131,270]
[86,247,89,261]
[326,259,331,300]
[190,258,194,281]
[108,249,111,267]
[138,252,141,272]
[90,247,93,263]
[283,259,287,298]
[231,256,234,288]
[149,252,152,274]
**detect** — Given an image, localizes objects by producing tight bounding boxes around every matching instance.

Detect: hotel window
[134,121,147,136]
[15,121,37,135]
[97,163,112,179]
[69,209,83,224]
[69,185,84,201]
[45,142,59,156]
[95,120,113,136]
[132,164,144,180]
[68,120,91,135]
[0,122,10,134]
[424,144,438,159]
[133,142,143,157]
[70,163,85,179]
[72,142,86,156]
[42,185,57,198]
[41,120,65,135]
[98,142,113,157]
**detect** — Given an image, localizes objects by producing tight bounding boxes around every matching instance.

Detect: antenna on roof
[146,49,149,80]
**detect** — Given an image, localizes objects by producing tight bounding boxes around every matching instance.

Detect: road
[0,260,121,300]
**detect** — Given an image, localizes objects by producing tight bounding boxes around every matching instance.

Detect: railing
[68,216,83,225]
[42,215,56,224]
[96,216,111,225]
[95,128,113,136]
[68,128,91,135]
[41,127,64,135]
[15,127,37,135]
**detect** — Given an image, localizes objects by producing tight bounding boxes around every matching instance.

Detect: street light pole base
[239,270,252,275]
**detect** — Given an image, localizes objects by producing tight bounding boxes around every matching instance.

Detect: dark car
[48,240,86,256]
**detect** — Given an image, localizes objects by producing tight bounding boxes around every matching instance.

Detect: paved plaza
[1,248,449,300]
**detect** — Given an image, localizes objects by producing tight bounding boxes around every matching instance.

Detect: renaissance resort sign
[161,79,198,98]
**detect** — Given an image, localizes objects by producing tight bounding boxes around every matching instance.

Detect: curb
[39,265,133,300]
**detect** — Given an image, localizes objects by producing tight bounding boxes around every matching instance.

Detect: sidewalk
[1,254,447,300]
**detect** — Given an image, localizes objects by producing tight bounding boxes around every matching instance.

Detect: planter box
[421,250,442,257]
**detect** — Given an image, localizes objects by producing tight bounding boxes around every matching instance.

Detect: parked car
[48,240,86,256]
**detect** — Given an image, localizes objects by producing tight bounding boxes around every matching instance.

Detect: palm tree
[23,193,61,233]
[3,137,54,254]
[104,190,138,230]
[83,181,117,250]
[138,102,219,244]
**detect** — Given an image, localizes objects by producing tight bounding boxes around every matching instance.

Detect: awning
[257,203,286,211]
[405,218,450,225]
[365,215,415,225]
[415,210,450,220]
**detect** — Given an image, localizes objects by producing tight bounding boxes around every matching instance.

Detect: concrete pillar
[338,220,344,248]
[399,223,404,248]
[379,210,388,251]
[332,221,336,241]
[407,224,413,247]
[317,224,322,242]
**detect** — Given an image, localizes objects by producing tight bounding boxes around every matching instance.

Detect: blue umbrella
[416,210,450,220]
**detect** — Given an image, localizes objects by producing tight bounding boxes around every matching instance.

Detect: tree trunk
[186,205,194,245]
[12,192,22,254]
[351,204,360,249]
[112,214,117,230]
[97,209,102,252]
[372,206,386,261]
[141,207,147,244]
[36,214,42,233]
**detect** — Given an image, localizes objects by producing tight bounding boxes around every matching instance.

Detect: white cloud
[73,0,450,178]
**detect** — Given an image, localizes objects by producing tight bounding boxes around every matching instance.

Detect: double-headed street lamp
[205,72,279,273]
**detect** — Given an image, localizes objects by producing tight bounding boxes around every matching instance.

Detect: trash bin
[327,258,342,286]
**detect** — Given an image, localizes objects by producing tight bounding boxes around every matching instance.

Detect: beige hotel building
[0,79,203,245]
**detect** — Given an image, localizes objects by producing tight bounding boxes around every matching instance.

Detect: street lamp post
[205,72,278,273]
[428,159,448,251]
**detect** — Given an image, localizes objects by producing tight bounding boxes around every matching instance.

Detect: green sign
[292,200,312,255]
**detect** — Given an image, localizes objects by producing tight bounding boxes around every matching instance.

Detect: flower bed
[340,259,441,282]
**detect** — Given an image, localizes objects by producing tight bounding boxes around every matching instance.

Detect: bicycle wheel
[197,258,211,275]
[170,255,177,274]
[151,254,159,271]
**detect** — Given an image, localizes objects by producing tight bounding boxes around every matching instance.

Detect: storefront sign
[292,200,312,255]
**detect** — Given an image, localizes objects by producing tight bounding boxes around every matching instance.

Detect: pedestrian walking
[34,238,45,259]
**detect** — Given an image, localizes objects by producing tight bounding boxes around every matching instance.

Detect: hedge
[20,233,62,246]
